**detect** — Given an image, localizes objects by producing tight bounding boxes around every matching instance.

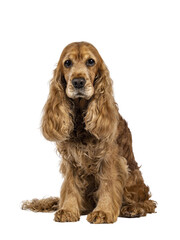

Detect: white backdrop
[0,0,180,239]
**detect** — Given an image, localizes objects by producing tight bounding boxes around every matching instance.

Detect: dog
[22,42,156,223]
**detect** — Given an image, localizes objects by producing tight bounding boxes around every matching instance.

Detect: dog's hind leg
[120,199,156,218]
[120,169,157,218]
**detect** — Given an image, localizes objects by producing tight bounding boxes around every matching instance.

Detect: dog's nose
[72,78,86,89]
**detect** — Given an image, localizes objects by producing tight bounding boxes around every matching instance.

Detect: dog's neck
[73,98,89,111]
[73,97,89,124]
[71,98,90,142]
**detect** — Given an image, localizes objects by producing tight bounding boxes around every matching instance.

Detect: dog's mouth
[73,89,94,100]
[74,91,86,98]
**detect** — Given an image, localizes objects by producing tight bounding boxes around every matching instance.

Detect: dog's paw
[87,210,117,224]
[120,205,146,218]
[54,209,80,222]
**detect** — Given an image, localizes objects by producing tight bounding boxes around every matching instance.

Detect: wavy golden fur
[22,42,156,223]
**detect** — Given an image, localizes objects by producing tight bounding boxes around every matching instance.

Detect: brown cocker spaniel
[22,42,156,223]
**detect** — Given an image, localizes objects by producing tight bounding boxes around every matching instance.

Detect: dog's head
[42,42,119,142]
[58,42,103,100]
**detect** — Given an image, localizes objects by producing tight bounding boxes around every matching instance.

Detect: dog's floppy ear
[85,61,119,141]
[41,64,74,142]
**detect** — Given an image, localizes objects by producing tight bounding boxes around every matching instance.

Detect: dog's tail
[22,197,59,212]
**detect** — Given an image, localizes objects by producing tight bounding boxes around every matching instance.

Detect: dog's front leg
[87,156,128,224]
[54,164,82,222]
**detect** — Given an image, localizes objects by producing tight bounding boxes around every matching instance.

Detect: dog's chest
[72,141,102,174]
[59,135,104,176]
[60,105,105,175]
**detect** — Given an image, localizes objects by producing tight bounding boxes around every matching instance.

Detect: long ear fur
[85,62,119,140]
[41,67,74,142]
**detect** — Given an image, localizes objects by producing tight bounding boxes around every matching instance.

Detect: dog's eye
[64,60,72,68]
[86,58,95,67]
